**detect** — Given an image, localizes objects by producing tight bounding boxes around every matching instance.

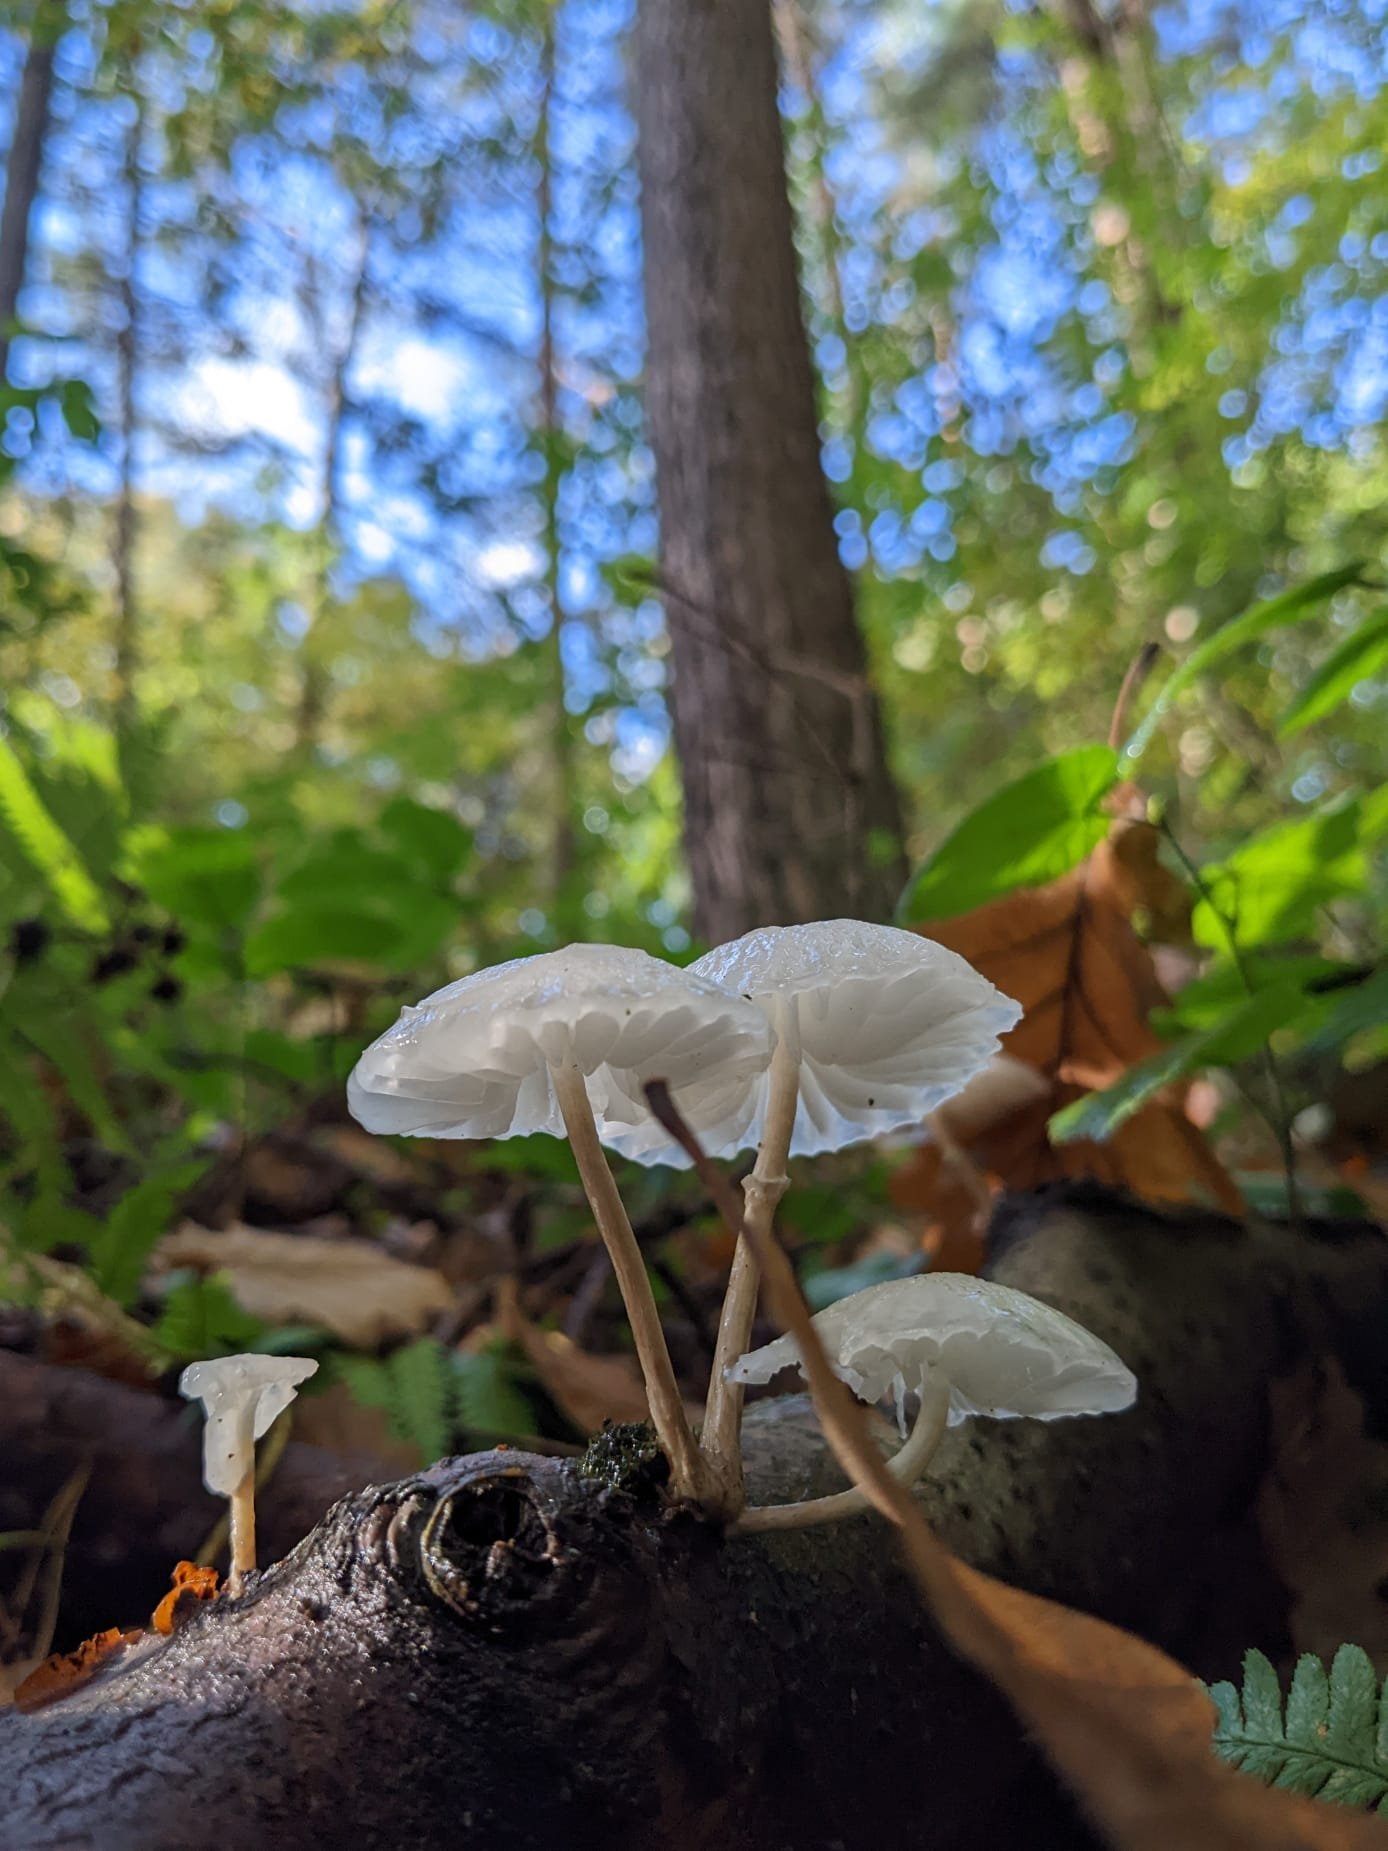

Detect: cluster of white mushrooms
[178,920,1137,1567]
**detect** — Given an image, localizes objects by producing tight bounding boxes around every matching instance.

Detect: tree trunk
[112,75,143,723]
[0,5,60,381]
[537,11,578,918]
[634,0,906,945]
[6,1183,1386,1850]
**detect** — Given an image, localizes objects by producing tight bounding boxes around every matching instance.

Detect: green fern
[337,1339,454,1465]
[1209,1646,1388,1810]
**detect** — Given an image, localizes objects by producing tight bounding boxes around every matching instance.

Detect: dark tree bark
[112,69,144,723]
[634,0,907,945]
[0,5,60,381]
[6,1185,1387,1850]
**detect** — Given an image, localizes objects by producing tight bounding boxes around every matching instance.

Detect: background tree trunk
[634,0,907,945]
[0,5,60,381]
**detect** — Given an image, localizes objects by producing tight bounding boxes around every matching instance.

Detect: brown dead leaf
[1260,1360,1388,1669]
[920,1548,1388,1851]
[150,1561,220,1637]
[896,819,1243,1254]
[495,1280,651,1433]
[155,1222,452,1347]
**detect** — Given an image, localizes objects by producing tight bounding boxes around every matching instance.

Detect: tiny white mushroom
[346,944,772,1502]
[606,920,1020,1512]
[726,1274,1136,1532]
[179,1353,319,1591]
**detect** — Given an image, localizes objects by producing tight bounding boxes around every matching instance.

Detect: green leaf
[275,845,419,908]
[338,1339,454,1466]
[154,1272,265,1360]
[1299,967,1388,1056]
[244,906,403,975]
[1158,956,1345,1034]
[454,1341,534,1441]
[7,1005,129,1153]
[1124,564,1365,761]
[1209,1644,1388,1812]
[897,745,1118,922]
[379,797,472,878]
[1192,803,1371,952]
[0,735,108,930]
[134,829,261,931]
[1050,982,1317,1145]
[1280,608,1388,736]
[88,1161,207,1307]
[59,378,100,442]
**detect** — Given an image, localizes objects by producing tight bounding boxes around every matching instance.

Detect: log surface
[3,1183,1385,1851]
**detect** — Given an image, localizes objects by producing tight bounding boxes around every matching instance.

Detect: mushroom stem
[228,1466,256,1593]
[731,1375,951,1534]
[549,1058,709,1503]
[702,1003,801,1516]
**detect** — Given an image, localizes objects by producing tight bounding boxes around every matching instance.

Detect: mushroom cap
[603,919,1021,1164]
[727,1273,1136,1426]
[179,1354,319,1496]
[346,943,771,1154]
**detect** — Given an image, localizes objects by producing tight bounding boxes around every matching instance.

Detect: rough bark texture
[0,6,58,379]
[634,0,906,944]
[4,1183,1387,1851]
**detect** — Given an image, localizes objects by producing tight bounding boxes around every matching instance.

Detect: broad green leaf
[134,828,261,931]
[1192,803,1370,952]
[276,845,418,907]
[0,735,108,930]
[1124,563,1364,761]
[379,797,472,878]
[1280,607,1388,736]
[1158,956,1344,1034]
[243,906,403,975]
[1299,966,1388,1056]
[897,745,1118,922]
[1050,982,1316,1145]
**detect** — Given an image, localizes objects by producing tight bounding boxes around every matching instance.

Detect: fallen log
[0,1347,394,1647]
[3,1182,1386,1851]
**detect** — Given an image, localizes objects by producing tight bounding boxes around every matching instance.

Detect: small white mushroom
[179,1353,319,1591]
[726,1274,1136,1532]
[606,920,1020,1512]
[346,943,772,1502]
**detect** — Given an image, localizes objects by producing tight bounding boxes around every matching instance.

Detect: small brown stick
[1107,642,1162,751]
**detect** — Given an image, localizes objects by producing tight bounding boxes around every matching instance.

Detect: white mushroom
[605,920,1021,1165]
[179,1353,319,1590]
[726,1274,1136,1532]
[346,943,771,1502]
[606,920,1020,1512]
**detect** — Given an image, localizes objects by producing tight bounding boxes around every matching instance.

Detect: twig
[1107,643,1161,751]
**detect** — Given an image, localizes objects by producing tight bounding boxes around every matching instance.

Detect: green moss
[579,1420,671,1497]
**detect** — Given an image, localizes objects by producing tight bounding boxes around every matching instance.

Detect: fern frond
[1209,1646,1388,1811]
[338,1338,454,1466]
